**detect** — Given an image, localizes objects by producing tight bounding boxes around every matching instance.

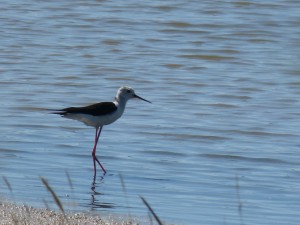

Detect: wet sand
[0,202,135,225]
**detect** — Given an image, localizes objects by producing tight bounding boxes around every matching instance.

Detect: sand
[0,202,136,225]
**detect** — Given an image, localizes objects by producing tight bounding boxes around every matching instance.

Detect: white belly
[64,111,122,127]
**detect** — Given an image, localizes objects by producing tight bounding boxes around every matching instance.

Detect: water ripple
[200,154,290,164]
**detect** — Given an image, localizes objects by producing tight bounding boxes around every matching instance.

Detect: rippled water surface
[1,1,300,224]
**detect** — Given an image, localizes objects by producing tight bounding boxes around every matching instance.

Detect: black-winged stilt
[52,86,151,181]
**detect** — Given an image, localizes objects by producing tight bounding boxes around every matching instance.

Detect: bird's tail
[49,109,67,116]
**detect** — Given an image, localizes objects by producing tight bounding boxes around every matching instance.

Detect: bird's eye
[127,90,131,93]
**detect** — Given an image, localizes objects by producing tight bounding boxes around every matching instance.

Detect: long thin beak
[134,94,152,103]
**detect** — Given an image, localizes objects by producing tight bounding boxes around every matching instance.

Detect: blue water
[1,1,300,224]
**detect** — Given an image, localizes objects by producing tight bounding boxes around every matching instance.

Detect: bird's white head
[116,86,151,103]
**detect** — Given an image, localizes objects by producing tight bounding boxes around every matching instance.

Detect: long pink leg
[92,126,106,180]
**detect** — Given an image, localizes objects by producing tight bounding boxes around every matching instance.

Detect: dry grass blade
[235,175,244,225]
[119,173,127,194]
[140,196,163,225]
[2,176,12,193]
[40,177,65,215]
[43,199,50,210]
[65,170,73,190]
[119,173,132,222]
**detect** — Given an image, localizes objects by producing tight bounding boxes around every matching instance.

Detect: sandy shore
[0,201,136,225]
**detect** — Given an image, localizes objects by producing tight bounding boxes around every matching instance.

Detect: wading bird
[52,86,151,181]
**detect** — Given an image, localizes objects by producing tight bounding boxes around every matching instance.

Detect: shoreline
[0,201,139,225]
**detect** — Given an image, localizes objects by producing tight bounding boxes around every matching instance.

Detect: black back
[56,102,117,116]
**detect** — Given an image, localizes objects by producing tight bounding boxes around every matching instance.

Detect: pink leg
[92,126,106,181]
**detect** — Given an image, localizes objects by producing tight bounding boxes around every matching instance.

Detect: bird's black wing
[55,102,117,116]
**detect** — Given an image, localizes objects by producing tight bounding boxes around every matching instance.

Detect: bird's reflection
[91,173,105,190]
[89,173,115,209]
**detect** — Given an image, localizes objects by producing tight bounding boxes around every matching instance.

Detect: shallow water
[1,1,300,224]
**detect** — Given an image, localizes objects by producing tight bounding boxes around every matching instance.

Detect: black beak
[133,94,152,103]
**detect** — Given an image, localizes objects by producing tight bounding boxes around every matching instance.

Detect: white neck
[114,96,128,109]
